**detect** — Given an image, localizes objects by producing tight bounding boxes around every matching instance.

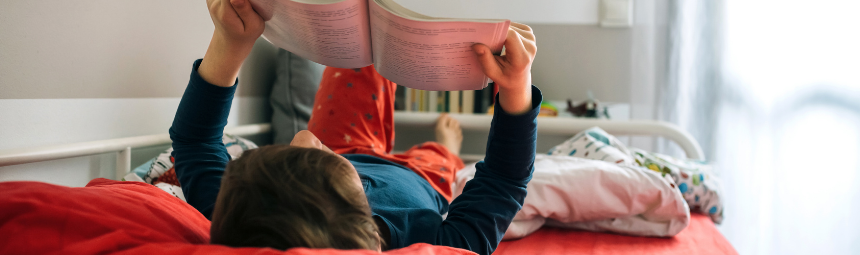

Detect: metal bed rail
[0,124,271,180]
[394,112,705,160]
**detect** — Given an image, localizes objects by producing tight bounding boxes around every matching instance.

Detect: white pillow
[547,127,635,165]
[453,154,690,239]
[549,126,724,224]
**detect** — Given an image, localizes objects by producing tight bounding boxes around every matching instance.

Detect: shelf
[393,111,704,160]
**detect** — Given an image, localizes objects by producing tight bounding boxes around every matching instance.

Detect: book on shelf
[404,87,413,111]
[444,91,450,112]
[418,90,425,112]
[475,83,495,113]
[437,91,445,112]
[428,91,438,113]
[394,84,406,110]
[250,0,510,91]
[448,90,461,113]
[461,90,474,115]
[473,86,485,113]
[396,85,495,114]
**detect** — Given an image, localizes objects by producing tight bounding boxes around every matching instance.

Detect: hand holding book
[208,0,265,46]
[199,0,265,87]
[474,23,536,115]
[198,0,534,95]
[250,0,512,91]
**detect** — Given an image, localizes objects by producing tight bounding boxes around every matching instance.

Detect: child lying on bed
[169,0,538,254]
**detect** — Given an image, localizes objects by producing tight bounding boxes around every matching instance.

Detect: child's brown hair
[209,145,380,250]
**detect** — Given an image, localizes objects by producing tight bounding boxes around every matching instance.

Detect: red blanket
[495,214,737,255]
[0,178,735,254]
[0,179,472,255]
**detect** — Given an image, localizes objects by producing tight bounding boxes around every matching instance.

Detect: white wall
[1,1,211,99]
[0,1,278,187]
[0,0,657,187]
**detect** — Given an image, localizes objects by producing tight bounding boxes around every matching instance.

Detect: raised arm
[435,23,539,254]
[432,87,541,254]
[198,0,265,87]
[170,0,264,218]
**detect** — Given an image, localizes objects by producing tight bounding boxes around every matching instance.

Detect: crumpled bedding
[453,127,723,239]
[549,127,724,223]
[122,133,258,202]
[454,154,690,239]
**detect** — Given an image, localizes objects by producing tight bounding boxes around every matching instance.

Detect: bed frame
[0,112,704,181]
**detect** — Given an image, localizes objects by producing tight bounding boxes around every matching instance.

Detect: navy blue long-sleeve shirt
[171,59,542,255]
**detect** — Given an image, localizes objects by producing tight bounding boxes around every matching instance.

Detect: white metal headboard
[0,113,704,180]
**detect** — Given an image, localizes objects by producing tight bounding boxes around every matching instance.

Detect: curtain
[657,0,723,160]
[657,0,860,254]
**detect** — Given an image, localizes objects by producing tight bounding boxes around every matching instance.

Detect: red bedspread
[0,178,736,255]
[495,214,737,255]
[0,179,472,255]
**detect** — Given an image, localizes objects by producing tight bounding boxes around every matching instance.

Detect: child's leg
[307,66,464,201]
[390,141,465,202]
[308,66,395,154]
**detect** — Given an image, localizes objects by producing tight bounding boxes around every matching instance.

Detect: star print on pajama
[307,65,465,201]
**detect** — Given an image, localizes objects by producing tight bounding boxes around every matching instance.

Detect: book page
[368,0,509,91]
[250,0,373,68]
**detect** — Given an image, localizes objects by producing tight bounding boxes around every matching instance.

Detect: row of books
[394,83,497,114]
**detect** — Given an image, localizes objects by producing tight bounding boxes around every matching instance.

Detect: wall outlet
[600,0,632,28]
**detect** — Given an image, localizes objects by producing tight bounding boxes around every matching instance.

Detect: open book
[249,0,510,91]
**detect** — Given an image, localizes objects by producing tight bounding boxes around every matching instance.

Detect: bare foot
[435,114,463,156]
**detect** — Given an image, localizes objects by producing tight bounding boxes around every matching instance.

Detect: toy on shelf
[486,101,559,117]
[566,91,610,119]
[538,101,558,117]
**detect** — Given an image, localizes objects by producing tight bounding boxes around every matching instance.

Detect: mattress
[494,214,737,255]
